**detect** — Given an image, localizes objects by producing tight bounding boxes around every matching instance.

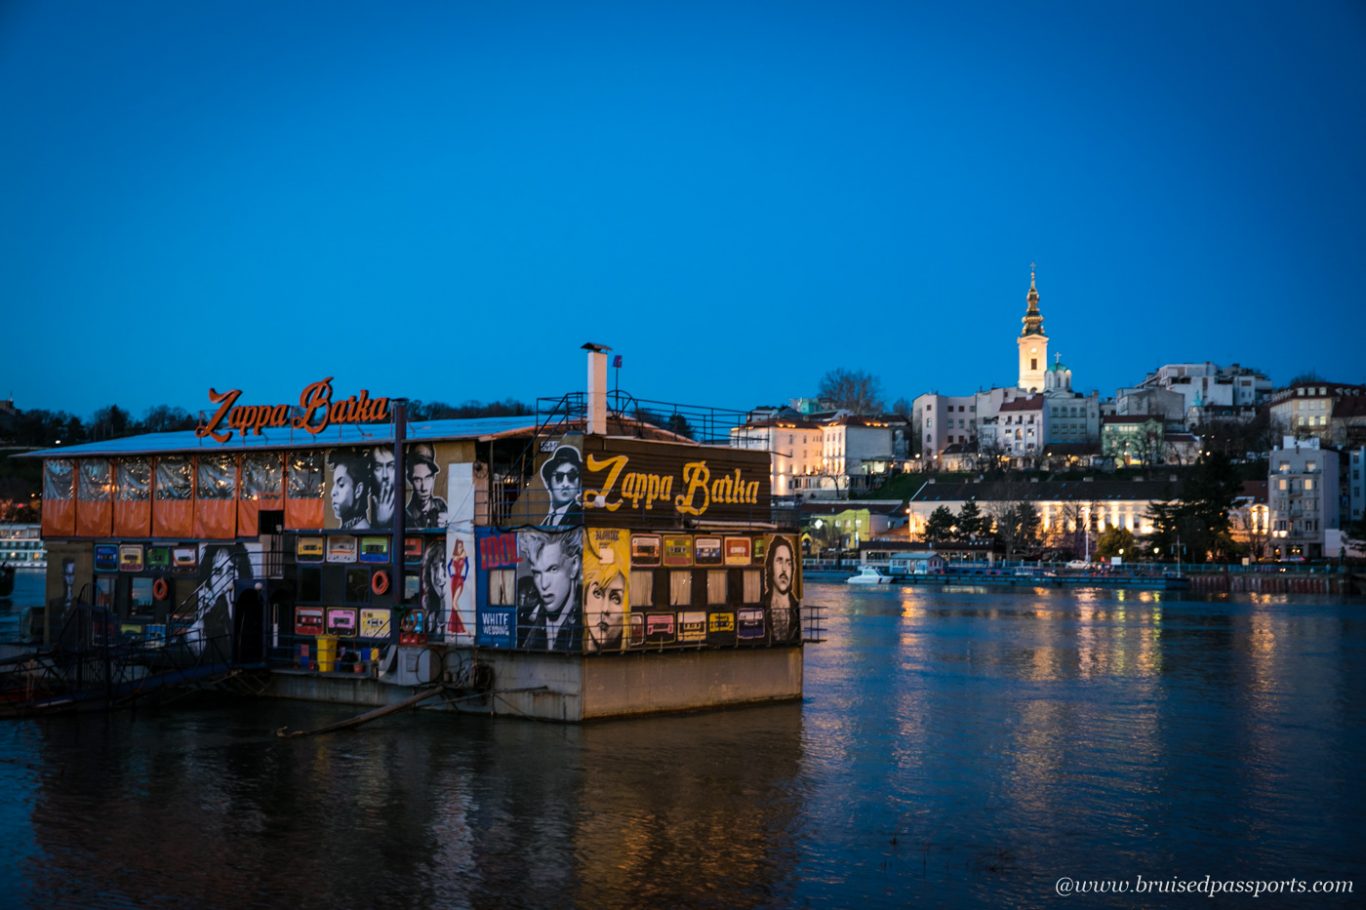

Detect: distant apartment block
[1268,437,1339,559]
[914,393,977,457]
[1348,447,1366,525]
[729,418,823,498]
[998,395,1046,459]
[1132,361,1271,426]
[1101,416,1164,465]
[1267,381,1366,443]
[731,414,905,501]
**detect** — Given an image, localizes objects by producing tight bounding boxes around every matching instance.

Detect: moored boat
[847,565,892,585]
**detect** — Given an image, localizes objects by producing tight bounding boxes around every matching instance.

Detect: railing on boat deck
[802,603,827,643]
[0,575,260,716]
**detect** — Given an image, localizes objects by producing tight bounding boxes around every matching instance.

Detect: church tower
[1017,265,1049,392]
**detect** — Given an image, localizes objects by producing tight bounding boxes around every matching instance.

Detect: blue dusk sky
[2,0,1364,419]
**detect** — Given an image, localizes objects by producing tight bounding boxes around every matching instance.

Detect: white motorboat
[847,565,892,585]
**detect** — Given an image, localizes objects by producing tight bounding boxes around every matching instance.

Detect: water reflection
[15,700,806,910]
[4,584,1364,908]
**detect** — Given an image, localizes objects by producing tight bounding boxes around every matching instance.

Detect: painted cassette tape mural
[474,528,799,654]
[472,435,798,654]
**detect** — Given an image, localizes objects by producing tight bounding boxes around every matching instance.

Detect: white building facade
[1267,437,1340,559]
[1135,362,1272,426]
[914,393,978,458]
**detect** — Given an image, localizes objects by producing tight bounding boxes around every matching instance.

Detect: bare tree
[1229,504,1268,560]
[818,368,884,415]
[1052,502,1087,554]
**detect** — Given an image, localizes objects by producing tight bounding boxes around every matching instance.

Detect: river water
[2,572,1363,908]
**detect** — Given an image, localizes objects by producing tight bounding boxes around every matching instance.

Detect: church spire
[1020,262,1045,337]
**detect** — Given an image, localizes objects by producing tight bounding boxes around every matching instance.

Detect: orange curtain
[75,459,114,538]
[113,457,152,538]
[41,459,75,537]
[152,456,195,538]
[194,454,238,539]
[285,498,325,531]
[238,452,285,537]
[113,498,151,537]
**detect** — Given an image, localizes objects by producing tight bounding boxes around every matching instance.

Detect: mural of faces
[529,541,576,620]
[768,537,795,601]
[328,450,371,529]
[191,542,254,655]
[420,539,450,637]
[539,443,583,525]
[586,569,625,651]
[369,447,396,528]
[405,444,447,529]
[584,528,629,653]
[763,534,800,644]
[516,529,582,651]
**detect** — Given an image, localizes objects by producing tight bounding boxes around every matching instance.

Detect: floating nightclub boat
[10,349,810,721]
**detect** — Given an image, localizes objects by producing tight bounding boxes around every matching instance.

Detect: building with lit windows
[1267,381,1366,442]
[904,477,1183,541]
[1267,437,1339,559]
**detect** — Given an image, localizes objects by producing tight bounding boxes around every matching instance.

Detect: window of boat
[79,459,112,501]
[488,569,516,606]
[287,451,324,500]
[346,568,372,603]
[297,567,322,602]
[94,576,115,610]
[117,458,151,500]
[707,570,727,605]
[668,570,691,606]
[630,569,653,606]
[44,459,74,499]
[241,453,283,500]
[198,454,237,500]
[129,577,156,616]
[156,457,193,499]
[742,569,761,602]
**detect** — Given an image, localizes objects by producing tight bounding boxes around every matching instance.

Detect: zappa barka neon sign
[195,378,390,443]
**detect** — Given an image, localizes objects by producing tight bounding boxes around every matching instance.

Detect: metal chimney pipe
[584,343,611,435]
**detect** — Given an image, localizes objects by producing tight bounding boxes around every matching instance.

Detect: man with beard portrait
[761,535,800,644]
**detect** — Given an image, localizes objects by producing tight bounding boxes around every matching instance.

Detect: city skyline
[3,1,1364,416]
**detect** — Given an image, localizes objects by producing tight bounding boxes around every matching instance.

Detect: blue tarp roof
[23,415,539,459]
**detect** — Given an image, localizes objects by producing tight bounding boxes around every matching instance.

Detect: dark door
[233,588,265,664]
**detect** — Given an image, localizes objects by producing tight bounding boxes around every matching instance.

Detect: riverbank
[808,562,1361,595]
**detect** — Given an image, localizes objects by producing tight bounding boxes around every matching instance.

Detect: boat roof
[21,415,540,459]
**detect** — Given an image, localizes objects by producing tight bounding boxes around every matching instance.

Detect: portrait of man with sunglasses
[539,443,583,527]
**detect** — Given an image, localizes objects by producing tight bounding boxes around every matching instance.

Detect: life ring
[153,577,170,601]
[371,569,390,596]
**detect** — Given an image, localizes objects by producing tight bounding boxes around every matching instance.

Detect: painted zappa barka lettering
[196,378,390,443]
[585,455,761,516]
